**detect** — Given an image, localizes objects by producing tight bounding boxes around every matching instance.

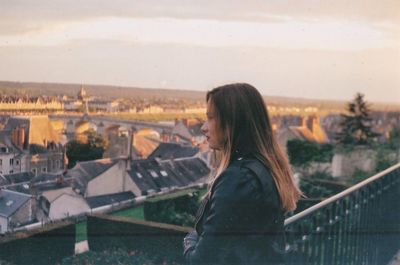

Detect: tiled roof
[7,179,72,195]
[3,172,35,185]
[148,142,199,160]
[77,158,119,182]
[289,126,316,142]
[0,189,31,218]
[127,157,209,195]
[65,158,120,193]
[187,123,203,137]
[0,175,9,187]
[31,173,61,183]
[86,191,135,209]
[4,116,60,146]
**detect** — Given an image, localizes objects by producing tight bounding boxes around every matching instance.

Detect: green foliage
[144,192,202,227]
[384,127,400,151]
[308,171,334,181]
[66,129,107,168]
[299,179,336,199]
[374,144,398,172]
[287,139,333,167]
[336,93,379,146]
[112,206,145,220]
[349,168,371,185]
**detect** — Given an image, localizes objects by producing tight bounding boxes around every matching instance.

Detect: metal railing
[284,163,400,265]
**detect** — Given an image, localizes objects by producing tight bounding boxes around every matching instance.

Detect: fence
[284,163,400,265]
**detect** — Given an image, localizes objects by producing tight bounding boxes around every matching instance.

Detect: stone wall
[332,147,377,179]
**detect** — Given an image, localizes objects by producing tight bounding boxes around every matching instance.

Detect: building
[125,157,209,196]
[0,96,63,112]
[66,158,127,197]
[170,119,205,145]
[88,99,120,113]
[0,116,65,175]
[276,115,328,152]
[148,142,199,160]
[0,189,33,234]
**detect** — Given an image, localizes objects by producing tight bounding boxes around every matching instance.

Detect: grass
[111,206,145,220]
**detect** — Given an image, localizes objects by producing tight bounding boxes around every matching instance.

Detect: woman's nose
[201,122,208,135]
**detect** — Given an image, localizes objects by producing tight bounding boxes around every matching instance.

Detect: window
[9,170,13,174]
[160,170,168,177]
[42,167,47,173]
[15,160,19,166]
[9,158,13,165]
[148,170,158,178]
[32,168,37,175]
[136,172,143,179]
[0,159,2,166]
[56,160,60,169]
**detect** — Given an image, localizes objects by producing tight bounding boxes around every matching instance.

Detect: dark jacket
[184,156,285,265]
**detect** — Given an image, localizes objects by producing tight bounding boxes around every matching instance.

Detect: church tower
[77,85,89,114]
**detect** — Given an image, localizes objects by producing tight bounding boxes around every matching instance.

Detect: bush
[144,191,203,227]
[287,139,333,167]
[60,248,168,265]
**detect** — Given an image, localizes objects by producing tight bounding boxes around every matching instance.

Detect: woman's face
[201,100,224,150]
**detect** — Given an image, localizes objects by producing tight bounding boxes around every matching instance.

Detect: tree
[336,93,379,145]
[66,129,108,168]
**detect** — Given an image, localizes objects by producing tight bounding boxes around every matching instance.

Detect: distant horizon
[1,79,399,106]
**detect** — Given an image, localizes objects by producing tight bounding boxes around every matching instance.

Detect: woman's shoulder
[213,158,268,195]
[224,158,276,194]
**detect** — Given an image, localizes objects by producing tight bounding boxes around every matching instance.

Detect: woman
[183,83,302,264]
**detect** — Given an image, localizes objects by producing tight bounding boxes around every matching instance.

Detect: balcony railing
[284,163,400,265]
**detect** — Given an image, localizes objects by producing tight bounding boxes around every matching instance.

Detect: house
[276,115,328,152]
[0,116,65,175]
[0,189,33,234]
[148,142,199,160]
[86,191,135,209]
[170,119,205,145]
[2,172,35,186]
[39,190,90,221]
[125,157,209,196]
[66,158,127,197]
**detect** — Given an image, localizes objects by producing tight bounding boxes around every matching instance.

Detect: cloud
[0,16,396,51]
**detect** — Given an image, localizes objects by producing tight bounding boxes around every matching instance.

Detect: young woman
[183,83,302,264]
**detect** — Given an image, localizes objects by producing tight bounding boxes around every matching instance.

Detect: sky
[0,0,399,103]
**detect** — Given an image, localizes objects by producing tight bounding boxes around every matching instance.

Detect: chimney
[306,116,318,133]
[127,126,137,162]
[12,128,18,146]
[18,125,25,149]
[301,116,307,127]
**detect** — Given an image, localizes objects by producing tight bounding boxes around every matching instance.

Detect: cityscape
[0,82,399,264]
[0,1,399,264]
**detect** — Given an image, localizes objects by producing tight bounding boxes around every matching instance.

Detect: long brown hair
[206,83,302,212]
